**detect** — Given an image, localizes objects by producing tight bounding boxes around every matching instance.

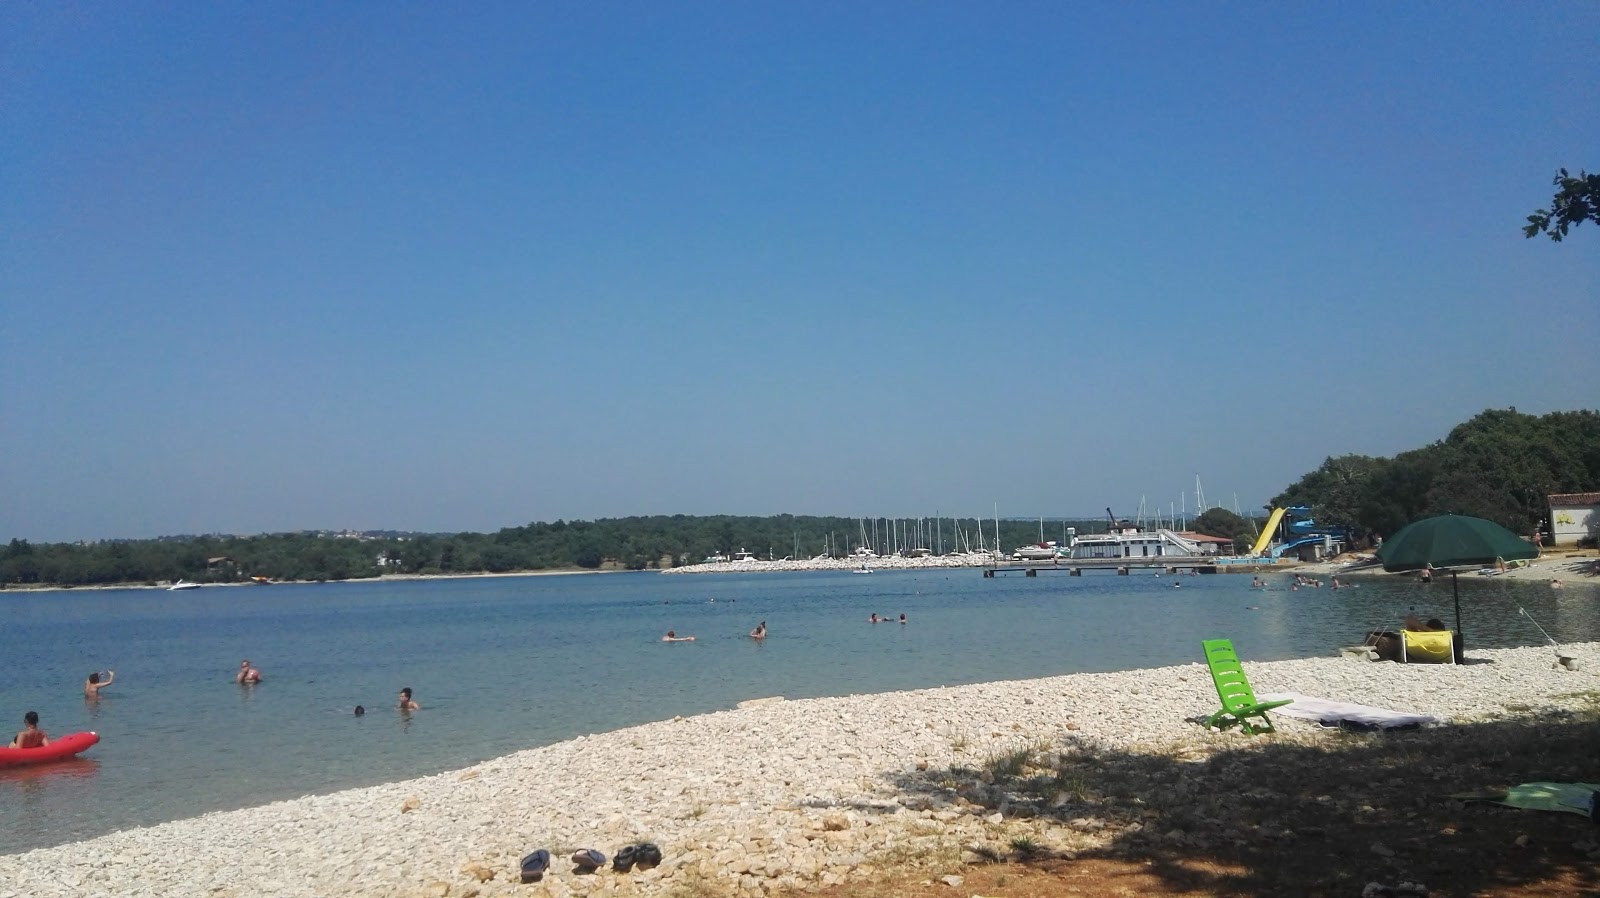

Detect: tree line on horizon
[2,408,1596,587]
[0,515,1124,587]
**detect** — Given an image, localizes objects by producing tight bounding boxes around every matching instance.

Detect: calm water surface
[2,568,1595,854]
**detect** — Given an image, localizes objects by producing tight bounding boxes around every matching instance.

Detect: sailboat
[1012,516,1061,560]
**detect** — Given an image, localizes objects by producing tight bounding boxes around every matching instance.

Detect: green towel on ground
[1454,782,1600,817]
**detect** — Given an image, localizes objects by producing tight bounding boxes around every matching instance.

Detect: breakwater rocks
[4,644,1596,898]
[662,553,1001,574]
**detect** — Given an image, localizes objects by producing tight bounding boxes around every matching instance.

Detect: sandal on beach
[635,842,662,870]
[520,849,551,883]
[571,848,606,873]
[612,844,638,872]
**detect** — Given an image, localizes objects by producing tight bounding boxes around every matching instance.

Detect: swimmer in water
[662,630,696,642]
[750,621,767,639]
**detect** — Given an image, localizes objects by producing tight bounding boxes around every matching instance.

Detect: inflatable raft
[0,731,99,766]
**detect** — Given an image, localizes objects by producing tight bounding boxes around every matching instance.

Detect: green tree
[1523,168,1600,242]
[1190,508,1256,553]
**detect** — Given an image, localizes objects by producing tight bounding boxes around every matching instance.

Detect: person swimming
[869,613,880,623]
[236,660,262,684]
[749,621,767,639]
[662,630,696,642]
[85,670,115,699]
[397,687,419,711]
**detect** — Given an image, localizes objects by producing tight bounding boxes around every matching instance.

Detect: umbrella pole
[1452,570,1463,639]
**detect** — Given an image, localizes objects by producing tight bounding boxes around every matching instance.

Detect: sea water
[1,567,1593,854]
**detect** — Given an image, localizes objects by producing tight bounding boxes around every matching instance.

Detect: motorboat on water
[1011,542,1061,561]
[166,579,201,591]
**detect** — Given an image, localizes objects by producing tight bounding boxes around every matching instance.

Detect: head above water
[400,687,413,699]
[666,630,675,638]
[354,705,365,716]
[88,672,100,684]
[24,711,39,727]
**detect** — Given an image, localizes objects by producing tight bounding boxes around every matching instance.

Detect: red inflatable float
[0,731,99,767]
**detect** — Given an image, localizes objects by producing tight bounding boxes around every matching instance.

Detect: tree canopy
[1523,168,1600,242]
[1272,408,1600,543]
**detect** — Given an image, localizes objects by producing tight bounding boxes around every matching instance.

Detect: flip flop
[612,844,638,872]
[571,848,606,872]
[635,842,662,870]
[519,849,551,883]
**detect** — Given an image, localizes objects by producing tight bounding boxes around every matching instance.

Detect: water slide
[1271,534,1332,559]
[1250,508,1287,557]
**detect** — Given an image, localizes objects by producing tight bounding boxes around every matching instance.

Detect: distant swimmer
[236,660,262,684]
[750,621,767,640]
[84,670,114,699]
[869,613,880,623]
[899,613,907,624]
[662,630,696,642]
[354,705,366,716]
[398,687,420,711]
[1251,576,1265,588]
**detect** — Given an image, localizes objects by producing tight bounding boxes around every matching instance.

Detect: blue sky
[3,3,1597,542]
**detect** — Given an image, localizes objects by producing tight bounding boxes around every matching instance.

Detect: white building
[1548,492,1600,547]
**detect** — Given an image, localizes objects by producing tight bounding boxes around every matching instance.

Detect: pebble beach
[4,642,1597,898]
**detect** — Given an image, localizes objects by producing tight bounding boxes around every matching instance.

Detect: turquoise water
[1,568,1594,854]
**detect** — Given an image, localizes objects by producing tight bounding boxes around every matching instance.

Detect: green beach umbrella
[1376,514,1540,638]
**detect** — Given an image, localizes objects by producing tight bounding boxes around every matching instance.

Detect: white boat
[1065,528,1204,560]
[1011,542,1061,561]
[167,579,201,591]
[852,562,873,574]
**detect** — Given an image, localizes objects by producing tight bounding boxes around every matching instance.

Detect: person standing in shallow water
[397,687,419,711]
[749,621,767,640]
[84,670,114,699]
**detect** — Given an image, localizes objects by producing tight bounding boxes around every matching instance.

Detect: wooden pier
[982,557,1238,577]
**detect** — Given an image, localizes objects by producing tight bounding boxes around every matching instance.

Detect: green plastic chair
[1201,638,1292,734]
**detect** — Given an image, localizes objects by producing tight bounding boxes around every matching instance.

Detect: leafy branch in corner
[1523,168,1600,242]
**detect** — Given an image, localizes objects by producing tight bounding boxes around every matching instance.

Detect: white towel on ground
[1256,692,1438,729]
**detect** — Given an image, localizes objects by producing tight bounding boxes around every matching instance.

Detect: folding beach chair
[1400,629,1456,664]
[1201,638,1293,734]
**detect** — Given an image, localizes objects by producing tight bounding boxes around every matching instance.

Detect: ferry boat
[1064,527,1205,560]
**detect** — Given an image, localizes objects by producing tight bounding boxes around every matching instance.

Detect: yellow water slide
[1250,508,1287,557]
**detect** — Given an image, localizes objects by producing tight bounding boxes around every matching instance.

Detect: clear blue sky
[3,3,1597,543]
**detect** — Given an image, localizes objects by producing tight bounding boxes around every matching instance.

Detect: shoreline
[0,567,623,594]
[5,642,1597,896]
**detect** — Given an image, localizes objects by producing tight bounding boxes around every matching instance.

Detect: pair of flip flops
[521,843,659,882]
[613,842,661,872]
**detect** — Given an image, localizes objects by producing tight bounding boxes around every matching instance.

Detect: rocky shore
[4,644,1596,898]
[661,552,1001,574]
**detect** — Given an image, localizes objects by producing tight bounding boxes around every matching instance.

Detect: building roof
[1549,492,1600,506]
[1179,532,1234,543]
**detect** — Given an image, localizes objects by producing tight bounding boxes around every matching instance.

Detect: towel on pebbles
[1256,693,1437,729]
